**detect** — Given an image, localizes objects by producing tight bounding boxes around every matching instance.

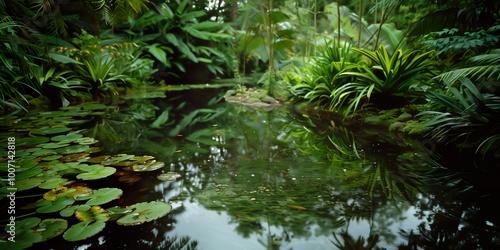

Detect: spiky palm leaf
[437,49,500,84]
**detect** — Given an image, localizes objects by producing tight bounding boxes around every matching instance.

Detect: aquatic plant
[0,102,174,249]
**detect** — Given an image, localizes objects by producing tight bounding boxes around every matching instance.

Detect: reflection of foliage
[332,231,380,250]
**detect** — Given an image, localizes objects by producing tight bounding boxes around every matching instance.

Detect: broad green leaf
[116,201,172,226]
[63,221,106,242]
[76,167,116,180]
[85,188,123,206]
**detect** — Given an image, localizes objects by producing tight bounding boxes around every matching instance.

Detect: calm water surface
[21,89,500,249]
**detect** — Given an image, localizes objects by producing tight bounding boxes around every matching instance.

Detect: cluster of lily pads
[0,102,175,249]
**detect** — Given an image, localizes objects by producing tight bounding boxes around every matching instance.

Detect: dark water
[7,88,500,249]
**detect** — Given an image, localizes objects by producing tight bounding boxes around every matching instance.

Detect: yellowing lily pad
[86,155,111,163]
[132,160,165,172]
[101,154,135,165]
[60,153,90,162]
[130,155,155,164]
[36,195,75,214]
[116,201,172,226]
[157,172,182,181]
[43,187,69,201]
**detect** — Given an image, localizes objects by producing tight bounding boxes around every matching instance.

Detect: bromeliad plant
[291,44,439,116]
[333,45,438,115]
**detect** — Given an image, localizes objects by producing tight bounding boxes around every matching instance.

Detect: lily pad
[63,220,106,242]
[75,206,109,222]
[40,142,71,149]
[56,144,90,154]
[76,166,116,180]
[60,204,91,217]
[41,155,63,161]
[30,148,57,157]
[157,172,182,181]
[60,152,90,162]
[31,127,72,135]
[16,166,42,180]
[101,154,135,165]
[116,201,172,226]
[16,178,44,191]
[130,155,155,164]
[43,187,69,201]
[86,155,111,164]
[67,186,94,201]
[17,136,50,146]
[85,188,123,206]
[39,177,71,189]
[132,160,165,172]
[75,137,98,145]
[38,218,68,240]
[36,195,75,213]
[51,133,83,143]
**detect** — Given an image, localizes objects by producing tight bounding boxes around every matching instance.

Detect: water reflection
[29,88,500,249]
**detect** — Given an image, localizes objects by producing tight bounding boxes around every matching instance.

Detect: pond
[2,86,500,249]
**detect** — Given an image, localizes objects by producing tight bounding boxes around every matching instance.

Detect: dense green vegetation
[1,0,500,248]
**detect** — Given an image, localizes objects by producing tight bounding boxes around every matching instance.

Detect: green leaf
[48,52,83,65]
[63,221,106,242]
[85,188,123,206]
[116,201,172,226]
[150,110,169,128]
[76,167,116,180]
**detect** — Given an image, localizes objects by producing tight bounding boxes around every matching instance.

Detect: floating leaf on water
[30,148,57,157]
[60,205,91,217]
[110,160,137,167]
[116,201,172,226]
[41,155,63,161]
[77,166,116,180]
[75,137,98,145]
[30,127,72,135]
[77,206,109,222]
[68,186,94,201]
[106,206,134,221]
[132,160,165,172]
[36,195,75,214]
[63,220,106,242]
[1,217,43,249]
[17,136,50,146]
[43,187,69,201]
[51,133,83,143]
[87,147,102,153]
[16,165,42,180]
[101,154,135,165]
[60,152,90,162]
[130,155,154,164]
[40,142,71,149]
[86,155,111,163]
[39,218,68,241]
[118,174,141,184]
[56,144,90,154]
[85,188,123,206]
[16,178,44,191]
[39,177,72,189]
[157,172,182,181]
